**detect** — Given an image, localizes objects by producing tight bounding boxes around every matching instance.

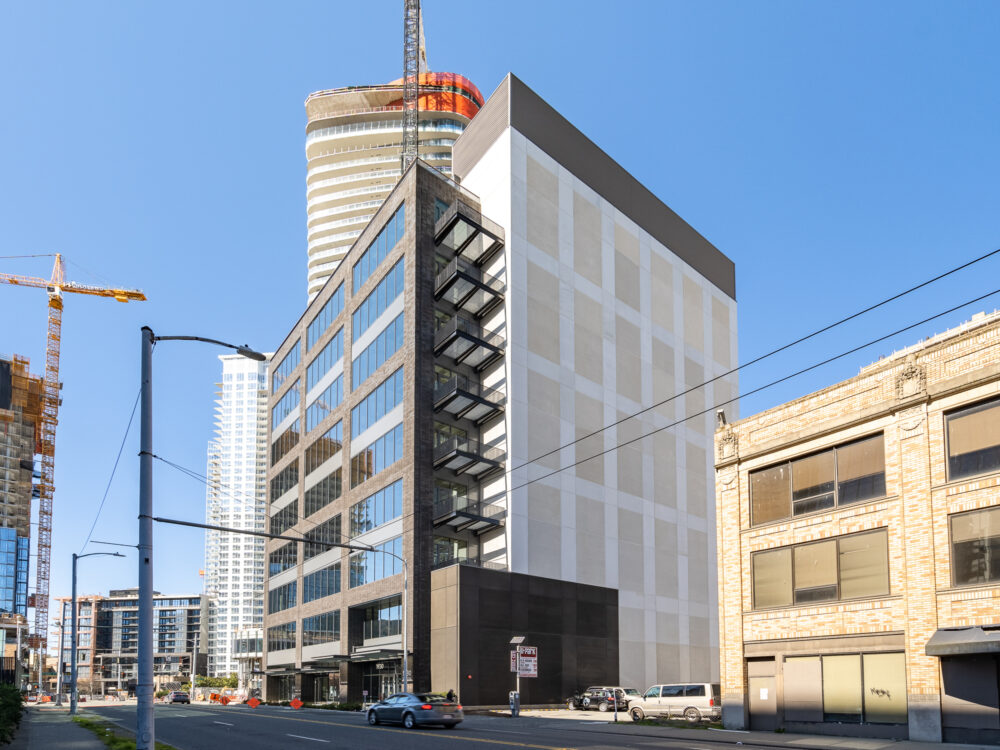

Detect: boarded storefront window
[863,653,907,723]
[822,654,863,722]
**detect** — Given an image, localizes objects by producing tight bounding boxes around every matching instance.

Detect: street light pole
[71,551,124,715]
[137,326,155,748]
[137,327,264,750]
[381,551,408,693]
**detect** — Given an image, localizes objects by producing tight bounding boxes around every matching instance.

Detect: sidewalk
[495,711,997,750]
[6,707,106,749]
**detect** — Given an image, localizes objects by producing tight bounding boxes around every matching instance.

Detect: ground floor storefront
[727,630,1000,744]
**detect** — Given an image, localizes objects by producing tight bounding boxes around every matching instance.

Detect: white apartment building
[204,354,270,676]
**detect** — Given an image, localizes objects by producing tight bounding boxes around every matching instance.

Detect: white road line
[287,734,329,743]
[214,721,234,726]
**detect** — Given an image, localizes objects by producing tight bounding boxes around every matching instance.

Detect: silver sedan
[366,692,464,729]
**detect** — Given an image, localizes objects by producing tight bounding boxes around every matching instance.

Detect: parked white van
[627,683,721,722]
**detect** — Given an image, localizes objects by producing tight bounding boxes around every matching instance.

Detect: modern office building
[204,354,270,677]
[715,311,1000,744]
[0,355,40,619]
[304,72,483,299]
[265,73,737,704]
[55,589,205,693]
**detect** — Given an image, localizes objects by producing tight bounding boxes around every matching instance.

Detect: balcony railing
[433,375,505,424]
[434,316,504,370]
[434,256,504,318]
[432,556,507,572]
[433,436,504,477]
[432,496,505,536]
[434,202,505,265]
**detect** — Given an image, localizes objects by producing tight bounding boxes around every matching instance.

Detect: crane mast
[0,253,145,686]
[401,0,421,172]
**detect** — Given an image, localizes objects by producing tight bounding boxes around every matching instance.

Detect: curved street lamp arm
[150,332,266,361]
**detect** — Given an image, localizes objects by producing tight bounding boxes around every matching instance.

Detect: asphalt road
[89,703,760,750]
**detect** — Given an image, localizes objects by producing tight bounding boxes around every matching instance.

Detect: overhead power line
[505,245,1000,478]
[81,390,141,552]
[509,284,1000,494]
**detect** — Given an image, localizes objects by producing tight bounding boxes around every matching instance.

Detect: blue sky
[1,1,998,632]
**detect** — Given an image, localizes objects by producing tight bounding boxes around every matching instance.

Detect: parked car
[566,686,639,712]
[167,691,191,705]
[366,692,463,729]
[627,683,721,722]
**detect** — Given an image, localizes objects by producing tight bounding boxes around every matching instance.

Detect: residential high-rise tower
[204,354,270,677]
[304,72,483,299]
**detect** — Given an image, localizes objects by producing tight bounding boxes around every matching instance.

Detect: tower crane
[0,253,145,670]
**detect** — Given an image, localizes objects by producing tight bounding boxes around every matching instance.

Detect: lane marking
[95,705,574,750]
[214,721,234,726]
[287,734,329,743]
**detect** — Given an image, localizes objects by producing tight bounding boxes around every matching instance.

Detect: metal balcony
[435,202,504,266]
[434,316,504,370]
[434,255,504,318]
[433,375,505,425]
[433,436,504,477]
[431,555,508,572]
[432,496,505,536]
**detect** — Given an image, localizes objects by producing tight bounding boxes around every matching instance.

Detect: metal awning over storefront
[926,624,1000,656]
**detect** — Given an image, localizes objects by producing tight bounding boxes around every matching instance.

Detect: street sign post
[517,646,538,678]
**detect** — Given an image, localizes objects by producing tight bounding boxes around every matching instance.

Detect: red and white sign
[517,646,538,678]
[510,650,518,673]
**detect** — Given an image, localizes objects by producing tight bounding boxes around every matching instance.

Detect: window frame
[945,397,1000,482]
[948,505,1000,588]
[750,528,890,610]
[749,433,887,527]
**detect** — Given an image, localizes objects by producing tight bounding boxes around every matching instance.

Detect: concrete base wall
[908,694,943,743]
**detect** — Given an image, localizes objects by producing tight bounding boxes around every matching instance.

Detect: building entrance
[360,661,401,702]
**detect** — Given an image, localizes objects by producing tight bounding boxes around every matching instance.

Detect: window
[950,506,1000,586]
[306,329,343,391]
[350,424,404,488]
[272,344,300,393]
[267,622,296,651]
[351,314,404,391]
[302,611,340,646]
[270,460,298,502]
[267,582,296,614]
[362,595,402,640]
[271,419,300,467]
[306,422,342,475]
[349,536,402,587]
[304,470,342,518]
[305,375,344,433]
[349,480,403,537]
[268,543,296,577]
[352,368,404,437]
[432,536,468,567]
[270,501,298,536]
[271,380,300,428]
[750,435,885,525]
[352,258,405,339]
[434,198,450,223]
[303,563,341,603]
[308,284,344,351]
[304,515,342,560]
[751,529,889,609]
[947,398,1000,480]
[352,202,404,292]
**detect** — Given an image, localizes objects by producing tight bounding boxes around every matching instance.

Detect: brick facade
[715,312,1000,742]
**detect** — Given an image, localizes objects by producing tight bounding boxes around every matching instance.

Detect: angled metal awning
[926,624,1000,656]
